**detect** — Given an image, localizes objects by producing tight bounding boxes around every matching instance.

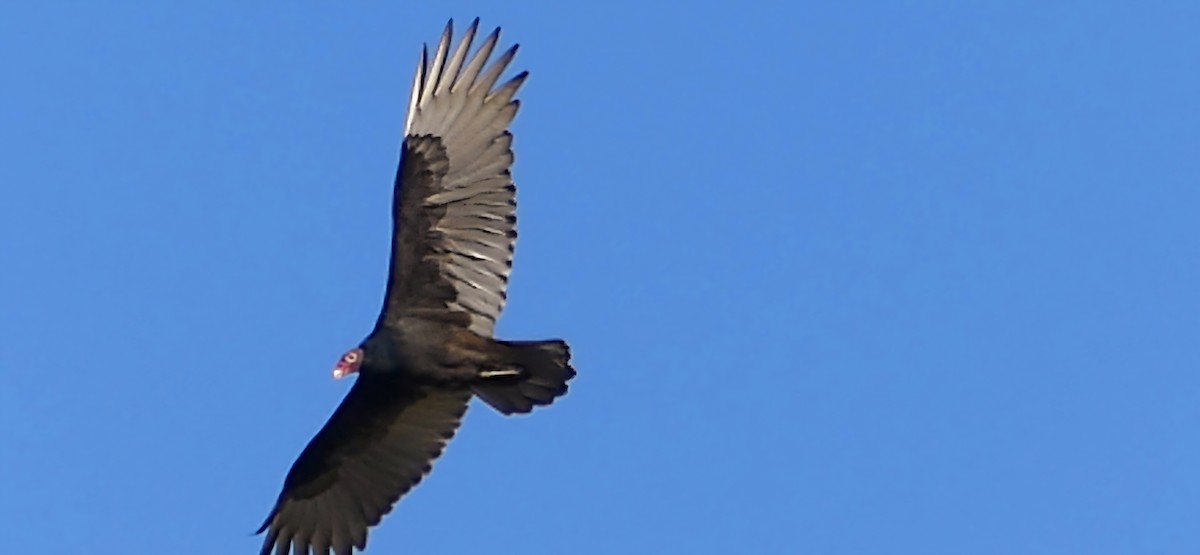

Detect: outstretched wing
[257,375,471,555]
[376,18,526,336]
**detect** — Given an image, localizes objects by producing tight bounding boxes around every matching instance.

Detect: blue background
[2,2,1198,553]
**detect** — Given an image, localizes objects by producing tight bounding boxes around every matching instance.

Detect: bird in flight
[257,18,576,555]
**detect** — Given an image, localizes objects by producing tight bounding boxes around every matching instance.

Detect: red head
[332,348,363,379]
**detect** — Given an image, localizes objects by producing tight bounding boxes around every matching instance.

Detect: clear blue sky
[2,2,1198,554]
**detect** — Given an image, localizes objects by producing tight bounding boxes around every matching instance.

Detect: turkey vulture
[257,19,575,555]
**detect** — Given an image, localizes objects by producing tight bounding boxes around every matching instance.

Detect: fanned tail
[472,340,575,415]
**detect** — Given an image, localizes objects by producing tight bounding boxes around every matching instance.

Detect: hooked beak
[333,364,353,380]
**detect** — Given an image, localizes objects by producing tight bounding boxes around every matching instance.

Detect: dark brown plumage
[257,19,575,555]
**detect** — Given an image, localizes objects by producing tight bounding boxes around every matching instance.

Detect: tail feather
[472,339,575,415]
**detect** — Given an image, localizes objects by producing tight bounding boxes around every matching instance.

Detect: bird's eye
[345,352,359,363]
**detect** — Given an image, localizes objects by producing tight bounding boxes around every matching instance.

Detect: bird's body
[375,314,493,381]
[257,19,575,555]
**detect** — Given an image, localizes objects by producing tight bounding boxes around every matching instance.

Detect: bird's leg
[478,367,522,379]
